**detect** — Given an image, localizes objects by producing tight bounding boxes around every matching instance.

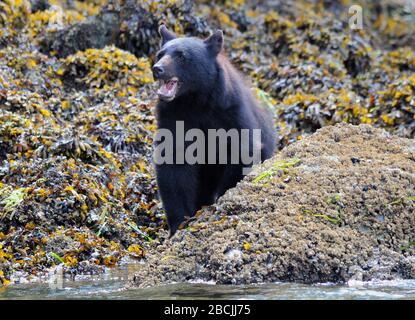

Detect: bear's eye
[175,51,186,61]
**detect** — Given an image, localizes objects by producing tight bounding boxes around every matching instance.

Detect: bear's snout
[152,65,164,80]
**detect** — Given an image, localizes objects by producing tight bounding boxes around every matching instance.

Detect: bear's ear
[159,25,176,46]
[204,30,223,56]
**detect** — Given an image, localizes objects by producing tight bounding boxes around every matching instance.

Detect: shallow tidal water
[1,265,414,300]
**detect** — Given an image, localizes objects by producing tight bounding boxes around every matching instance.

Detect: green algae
[252,158,301,184]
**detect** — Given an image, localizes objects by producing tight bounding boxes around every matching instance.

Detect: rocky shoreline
[1,0,415,286]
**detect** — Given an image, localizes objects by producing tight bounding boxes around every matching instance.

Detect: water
[1,265,414,300]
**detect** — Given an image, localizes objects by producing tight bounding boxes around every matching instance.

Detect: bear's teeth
[157,78,178,100]
[166,81,175,90]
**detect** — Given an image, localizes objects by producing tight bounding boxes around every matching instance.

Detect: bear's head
[152,25,224,102]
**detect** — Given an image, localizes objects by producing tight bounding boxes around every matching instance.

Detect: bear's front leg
[155,163,199,236]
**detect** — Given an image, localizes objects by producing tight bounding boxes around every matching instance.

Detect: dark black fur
[153,26,276,235]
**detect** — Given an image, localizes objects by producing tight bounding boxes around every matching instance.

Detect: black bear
[152,25,276,236]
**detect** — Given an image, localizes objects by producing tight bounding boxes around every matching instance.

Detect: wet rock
[30,0,50,13]
[40,0,209,58]
[41,10,120,58]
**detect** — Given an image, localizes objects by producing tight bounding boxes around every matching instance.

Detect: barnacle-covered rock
[132,124,415,287]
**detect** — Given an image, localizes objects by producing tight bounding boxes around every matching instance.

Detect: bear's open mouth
[157,77,179,101]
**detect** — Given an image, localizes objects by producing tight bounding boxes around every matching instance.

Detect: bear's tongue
[158,79,178,99]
